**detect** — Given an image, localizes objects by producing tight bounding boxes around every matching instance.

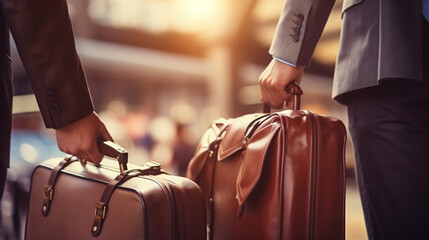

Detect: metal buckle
[243,137,250,148]
[145,161,161,170]
[44,186,54,201]
[94,202,107,220]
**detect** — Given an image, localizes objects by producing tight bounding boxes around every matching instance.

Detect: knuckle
[273,82,285,90]
[269,80,280,90]
[80,141,93,152]
[58,145,66,152]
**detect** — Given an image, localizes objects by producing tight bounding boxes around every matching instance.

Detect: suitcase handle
[263,81,303,112]
[41,157,79,217]
[97,138,128,173]
[41,142,128,218]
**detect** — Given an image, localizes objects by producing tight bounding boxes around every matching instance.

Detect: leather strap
[41,156,79,217]
[91,162,163,237]
[206,126,228,240]
[243,114,271,147]
[207,138,220,240]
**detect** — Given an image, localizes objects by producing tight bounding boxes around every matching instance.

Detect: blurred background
[1,0,367,239]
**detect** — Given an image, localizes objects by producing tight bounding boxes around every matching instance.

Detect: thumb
[95,127,114,162]
[100,127,114,143]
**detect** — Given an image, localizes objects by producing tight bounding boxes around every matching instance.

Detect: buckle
[242,137,250,148]
[144,161,162,174]
[145,161,161,170]
[44,186,54,201]
[94,202,107,220]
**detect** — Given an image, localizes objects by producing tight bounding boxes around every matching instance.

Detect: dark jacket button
[295,14,304,21]
[290,34,299,42]
[293,36,299,42]
[292,26,300,34]
[293,20,302,28]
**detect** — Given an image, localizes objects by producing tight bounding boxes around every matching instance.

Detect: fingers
[75,151,90,163]
[90,124,114,164]
[259,59,303,108]
[55,112,114,165]
[61,141,104,164]
[100,124,114,143]
[84,120,111,164]
[58,140,101,164]
[259,64,288,108]
[84,143,104,165]
[259,74,288,108]
[73,142,104,164]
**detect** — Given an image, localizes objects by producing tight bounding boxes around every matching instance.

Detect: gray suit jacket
[270,0,425,104]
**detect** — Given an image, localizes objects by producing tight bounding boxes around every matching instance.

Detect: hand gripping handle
[97,138,128,173]
[263,81,303,113]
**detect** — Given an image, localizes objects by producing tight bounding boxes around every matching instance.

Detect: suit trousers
[347,79,429,239]
[346,16,429,240]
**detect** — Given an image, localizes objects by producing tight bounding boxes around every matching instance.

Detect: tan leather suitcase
[25,141,206,240]
[186,83,346,240]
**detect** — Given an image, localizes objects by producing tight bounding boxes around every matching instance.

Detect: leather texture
[187,110,346,240]
[26,157,206,240]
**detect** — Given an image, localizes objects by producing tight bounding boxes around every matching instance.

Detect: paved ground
[346,177,368,240]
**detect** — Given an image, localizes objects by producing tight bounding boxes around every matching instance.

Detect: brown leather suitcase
[25,140,206,240]
[186,83,346,240]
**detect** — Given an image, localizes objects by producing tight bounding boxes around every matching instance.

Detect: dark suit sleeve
[0,0,94,129]
[270,0,336,67]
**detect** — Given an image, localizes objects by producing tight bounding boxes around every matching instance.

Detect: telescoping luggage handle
[263,81,303,113]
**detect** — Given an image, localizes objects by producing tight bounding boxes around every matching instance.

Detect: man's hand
[259,58,303,108]
[55,112,113,164]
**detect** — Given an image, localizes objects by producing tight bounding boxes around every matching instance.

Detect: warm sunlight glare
[173,0,217,32]
[88,0,226,37]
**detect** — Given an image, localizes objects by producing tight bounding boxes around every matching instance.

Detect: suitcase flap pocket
[236,122,281,206]
[186,118,230,180]
[218,113,267,161]
[186,146,211,181]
